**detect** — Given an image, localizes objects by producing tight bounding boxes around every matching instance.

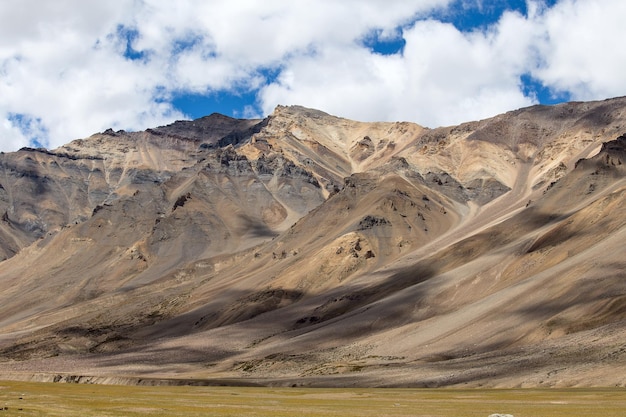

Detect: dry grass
[0,381,625,416]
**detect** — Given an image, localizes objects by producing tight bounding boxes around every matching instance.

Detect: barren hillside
[0,98,625,387]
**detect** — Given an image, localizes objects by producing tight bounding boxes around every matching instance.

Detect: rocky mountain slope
[0,98,625,387]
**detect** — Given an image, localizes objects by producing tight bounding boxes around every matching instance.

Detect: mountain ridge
[0,97,625,387]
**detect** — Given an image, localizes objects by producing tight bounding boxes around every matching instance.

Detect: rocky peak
[147,113,266,147]
[271,104,334,120]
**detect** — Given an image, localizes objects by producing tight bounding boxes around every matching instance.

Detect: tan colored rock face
[0,98,625,387]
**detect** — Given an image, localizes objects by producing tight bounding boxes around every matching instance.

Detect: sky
[1,0,625,152]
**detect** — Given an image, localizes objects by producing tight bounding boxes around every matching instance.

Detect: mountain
[0,98,625,387]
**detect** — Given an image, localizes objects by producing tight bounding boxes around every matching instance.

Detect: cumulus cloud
[260,0,626,125]
[259,12,538,126]
[530,0,626,100]
[259,10,524,123]
[0,0,181,151]
[0,0,625,151]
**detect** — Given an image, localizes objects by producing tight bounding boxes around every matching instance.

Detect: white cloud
[260,12,537,126]
[0,0,178,150]
[0,117,31,151]
[530,0,626,100]
[0,0,625,151]
[0,0,455,151]
[259,0,626,127]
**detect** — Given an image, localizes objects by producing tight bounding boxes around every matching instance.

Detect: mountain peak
[272,104,334,119]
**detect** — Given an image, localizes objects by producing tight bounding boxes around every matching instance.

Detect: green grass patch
[0,381,624,416]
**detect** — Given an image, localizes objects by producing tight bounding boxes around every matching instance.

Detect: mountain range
[0,97,625,387]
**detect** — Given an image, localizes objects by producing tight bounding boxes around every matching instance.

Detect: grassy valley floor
[0,381,625,416]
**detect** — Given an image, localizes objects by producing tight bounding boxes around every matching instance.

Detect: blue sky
[1,0,625,151]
